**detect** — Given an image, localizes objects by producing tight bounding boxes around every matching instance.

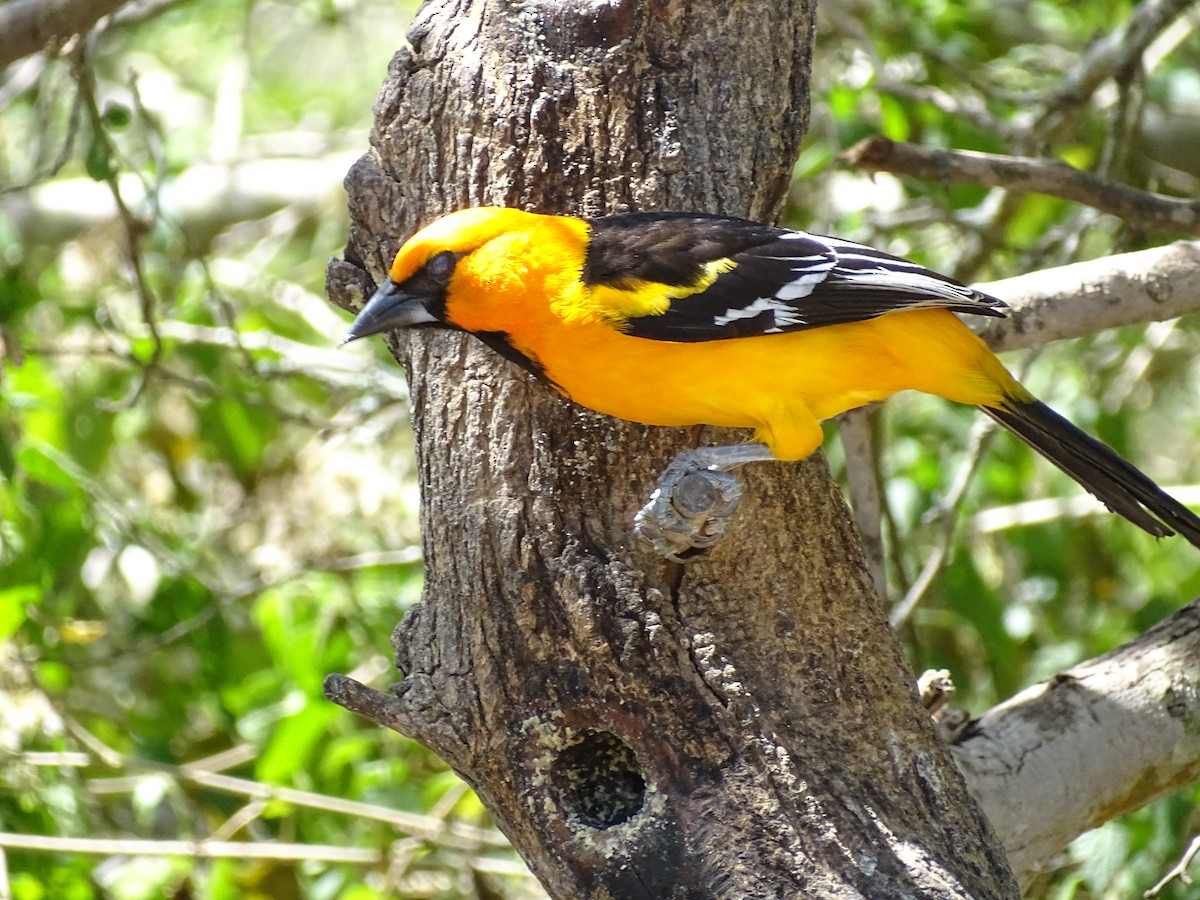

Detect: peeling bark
[326,0,1019,896]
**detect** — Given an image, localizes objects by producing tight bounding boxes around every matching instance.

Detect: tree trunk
[325,0,1020,896]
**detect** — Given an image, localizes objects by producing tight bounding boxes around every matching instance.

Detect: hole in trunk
[552,729,646,829]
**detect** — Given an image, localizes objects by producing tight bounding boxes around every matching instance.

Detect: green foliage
[3,0,1200,896]
[1,0,537,897]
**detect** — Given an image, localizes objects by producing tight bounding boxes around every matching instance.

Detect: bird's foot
[634,443,775,562]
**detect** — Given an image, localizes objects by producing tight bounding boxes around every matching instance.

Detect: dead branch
[842,136,1200,236]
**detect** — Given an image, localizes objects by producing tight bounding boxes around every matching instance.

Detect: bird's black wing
[584,213,1006,342]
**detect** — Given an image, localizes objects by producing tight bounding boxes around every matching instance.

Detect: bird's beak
[340,280,440,345]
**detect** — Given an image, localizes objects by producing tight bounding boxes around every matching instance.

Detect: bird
[343,206,1200,556]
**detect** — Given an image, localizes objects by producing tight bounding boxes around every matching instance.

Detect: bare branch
[842,137,1200,236]
[954,597,1200,887]
[0,831,381,863]
[1145,833,1200,897]
[322,674,445,755]
[1038,0,1200,128]
[2,152,360,247]
[837,408,886,596]
[0,0,127,70]
[974,240,1200,352]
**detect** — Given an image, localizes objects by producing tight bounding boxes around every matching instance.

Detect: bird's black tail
[982,396,1200,548]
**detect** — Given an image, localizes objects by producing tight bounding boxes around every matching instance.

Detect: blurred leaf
[0,584,35,640]
[102,101,132,129]
[878,93,912,142]
[0,427,16,480]
[84,129,118,182]
[257,699,337,784]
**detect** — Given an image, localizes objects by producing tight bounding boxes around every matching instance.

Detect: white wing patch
[775,274,826,301]
[819,238,986,304]
[710,248,838,329]
[762,251,837,301]
[713,296,807,327]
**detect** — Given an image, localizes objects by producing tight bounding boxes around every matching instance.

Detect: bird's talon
[634,461,746,561]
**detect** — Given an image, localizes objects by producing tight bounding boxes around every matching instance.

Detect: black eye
[426,251,456,283]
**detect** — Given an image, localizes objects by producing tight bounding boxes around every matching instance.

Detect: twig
[427,781,472,822]
[889,405,1005,628]
[1145,833,1200,897]
[0,832,380,863]
[30,334,404,429]
[842,137,1200,236]
[1095,57,1145,182]
[22,752,93,767]
[877,80,1016,142]
[323,673,426,738]
[890,348,1046,628]
[973,487,1200,534]
[27,741,504,850]
[1036,0,1200,135]
[209,801,267,842]
[69,50,164,404]
[951,188,1024,285]
[821,3,1018,140]
[84,755,506,849]
[1103,318,1178,412]
[62,713,124,769]
[146,319,410,399]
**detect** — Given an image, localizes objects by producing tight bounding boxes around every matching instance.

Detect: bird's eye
[426,251,457,283]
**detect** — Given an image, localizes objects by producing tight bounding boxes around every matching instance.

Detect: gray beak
[340,280,439,345]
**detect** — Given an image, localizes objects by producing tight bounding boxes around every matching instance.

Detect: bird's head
[341,207,585,345]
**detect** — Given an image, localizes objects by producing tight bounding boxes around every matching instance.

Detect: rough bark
[325,1,1020,896]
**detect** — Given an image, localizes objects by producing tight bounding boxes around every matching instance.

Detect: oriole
[344,206,1200,549]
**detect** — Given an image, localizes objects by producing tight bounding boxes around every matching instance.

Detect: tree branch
[953,597,1200,887]
[842,137,1200,236]
[0,0,128,69]
[2,151,360,250]
[974,239,1200,352]
[1038,0,1199,126]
